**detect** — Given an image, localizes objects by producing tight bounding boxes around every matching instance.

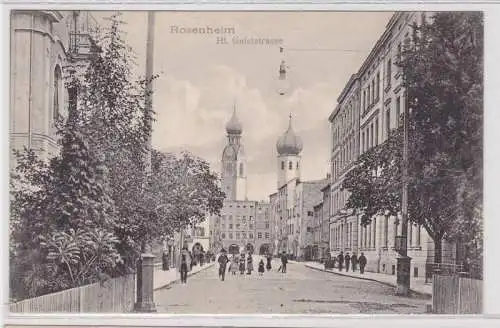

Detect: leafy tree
[342,12,483,266]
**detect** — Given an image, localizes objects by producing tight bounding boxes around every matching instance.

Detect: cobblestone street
[154,257,430,314]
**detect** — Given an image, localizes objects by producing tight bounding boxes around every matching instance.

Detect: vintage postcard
[5,4,487,322]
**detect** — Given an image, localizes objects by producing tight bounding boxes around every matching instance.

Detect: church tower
[221,105,247,201]
[276,114,303,188]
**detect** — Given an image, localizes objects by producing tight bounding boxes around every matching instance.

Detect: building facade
[329,12,456,279]
[269,115,328,259]
[10,10,98,164]
[210,109,272,254]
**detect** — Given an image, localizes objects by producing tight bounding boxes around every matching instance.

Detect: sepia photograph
[7,8,483,316]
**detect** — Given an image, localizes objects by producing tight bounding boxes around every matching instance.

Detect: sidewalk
[296,261,432,297]
[153,262,215,290]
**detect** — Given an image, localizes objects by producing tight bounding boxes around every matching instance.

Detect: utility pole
[134,10,157,313]
[395,89,411,296]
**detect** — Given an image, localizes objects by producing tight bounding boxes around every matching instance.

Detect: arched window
[53,65,62,121]
[239,163,244,176]
[289,161,293,170]
[221,233,226,239]
[281,161,285,170]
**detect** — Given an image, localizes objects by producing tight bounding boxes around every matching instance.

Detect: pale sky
[92,11,394,202]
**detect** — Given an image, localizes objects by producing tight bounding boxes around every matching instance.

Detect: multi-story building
[329,73,361,260]
[311,202,323,260]
[10,10,98,164]
[269,115,328,259]
[329,12,456,279]
[209,108,271,254]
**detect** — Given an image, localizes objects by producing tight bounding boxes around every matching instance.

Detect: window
[370,123,374,148]
[371,80,375,103]
[361,131,365,153]
[307,211,313,216]
[375,118,379,145]
[367,85,371,105]
[289,161,293,170]
[265,222,270,229]
[386,108,391,137]
[249,216,253,221]
[249,224,253,229]
[53,65,62,121]
[376,72,380,99]
[236,223,240,229]
[265,232,270,239]
[386,59,392,87]
[239,163,244,176]
[281,161,285,170]
[297,161,299,169]
[363,90,366,111]
[258,232,262,239]
[397,43,402,64]
[222,223,226,229]
[242,232,247,239]
[229,215,233,221]
[229,224,233,229]
[222,233,226,239]
[249,233,253,239]
[236,232,240,239]
[229,232,233,239]
[396,96,401,126]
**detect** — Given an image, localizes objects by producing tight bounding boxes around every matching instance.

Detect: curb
[153,262,215,291]
[304,264,432,298]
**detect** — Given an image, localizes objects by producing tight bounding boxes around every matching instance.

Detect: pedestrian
[200,251,205,266]
[337,251,344,272]
[229,255,238,275]
[258,259,265,276]
[358,252,367,274]
[162,250,169,271]
[218,248,229,281]
[266,253,272,271]
[280,252,288,273]
[178,247,192,284]
[345,252,351,272]
[246,253,254,275]
[239,253,246,275]
[351,253,358,272]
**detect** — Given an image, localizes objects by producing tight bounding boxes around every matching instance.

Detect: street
[154,257,430,314]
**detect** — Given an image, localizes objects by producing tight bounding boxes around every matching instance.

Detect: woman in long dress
[239,253,246,275]
[246,253,254,275]
[229,255,238,275]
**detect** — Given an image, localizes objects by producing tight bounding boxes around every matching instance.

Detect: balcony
[69,33,99,58]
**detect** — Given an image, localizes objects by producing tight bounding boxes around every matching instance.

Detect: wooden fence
[10,274,136,313]
[432,274,482,314]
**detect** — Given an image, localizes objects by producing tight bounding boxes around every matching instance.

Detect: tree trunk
[434,235,442,264]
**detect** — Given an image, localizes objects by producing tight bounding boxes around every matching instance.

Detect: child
[258,259,265,276]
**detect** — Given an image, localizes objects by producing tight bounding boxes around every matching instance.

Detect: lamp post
[395,89,411,296]
[134,10,156,313]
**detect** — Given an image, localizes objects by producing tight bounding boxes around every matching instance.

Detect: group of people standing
[329,251,367,274]
[217,250,278,281]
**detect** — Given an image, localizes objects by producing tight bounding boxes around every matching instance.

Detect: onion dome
[225,104,242,135]
[276,114,303,156]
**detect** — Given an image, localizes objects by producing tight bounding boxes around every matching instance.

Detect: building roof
[276,114,303,156]
[226,104,242,135]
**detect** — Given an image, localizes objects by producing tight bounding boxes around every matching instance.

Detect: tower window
[239,163,244,176]
[289,161,293,170]
[53,65,62,121]
[281,161,285,170]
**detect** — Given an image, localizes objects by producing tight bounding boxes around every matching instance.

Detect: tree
[402,12,483,264]
[342,12,483,266]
